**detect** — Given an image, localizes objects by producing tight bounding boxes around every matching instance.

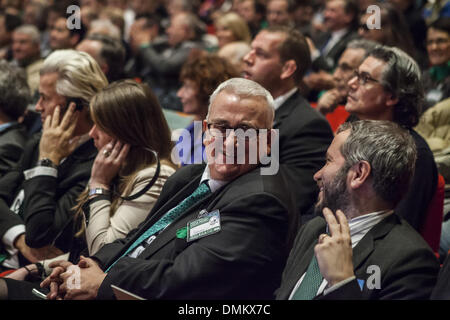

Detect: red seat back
[420,174,445,252]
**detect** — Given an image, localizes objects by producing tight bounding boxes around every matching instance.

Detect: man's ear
[348,160,371,190]
[385,93,399,107]
[280,60,297,80]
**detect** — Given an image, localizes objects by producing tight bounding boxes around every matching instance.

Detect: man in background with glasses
[345,45,438,234]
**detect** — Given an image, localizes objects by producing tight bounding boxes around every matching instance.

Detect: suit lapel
[352,214,399,271]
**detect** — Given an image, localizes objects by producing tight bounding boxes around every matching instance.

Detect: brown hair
[180,54,240,114]
[265,26,311,84]
[74,80,174,235]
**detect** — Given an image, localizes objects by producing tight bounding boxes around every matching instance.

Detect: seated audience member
[358,2,416,62]
[315,39,376,131]
[0,50,108,271]
[76,34,126,83]
[11,24,43,98]
[175,54,239,166]
[130,12,205,111]
[234,0,267,38]
[345,45,438,233]
[0,11,22,61]
[0,61,30,177]
[276,120,440,300]
[305,0,359,97]
[214,12,251,50]
[49,14,85,52]
[266,0,295,28]
[422,17,450,111]
[27,78,296,300]
[243,26,334,221]
[3,80,177,282]
[431,253,450,299]
[217,41,251,74]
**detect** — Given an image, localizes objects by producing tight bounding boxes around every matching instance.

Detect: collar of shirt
[0,121,17,133]
[273,87,298,111]
[288,209,394,299]
[200,166,229,193]
[345,209,394,248]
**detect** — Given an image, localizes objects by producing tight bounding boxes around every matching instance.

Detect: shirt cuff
[23,166,58,180]
[323,276,356,296]
[2,224,26,255]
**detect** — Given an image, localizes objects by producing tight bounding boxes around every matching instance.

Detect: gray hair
[207,78,275,128]
[337,120,417,206]
[40,49,108,103]
[89,19,121,41]
[368,45,423,128]
[346,39,377,58]
[14,24,41,44]
[0,60,30,121]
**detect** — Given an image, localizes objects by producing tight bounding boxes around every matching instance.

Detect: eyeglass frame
[204,121,267,139]
[351,70,382,86]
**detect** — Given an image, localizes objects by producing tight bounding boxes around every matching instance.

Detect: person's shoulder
[225,167,294,204]
[381,214,437,254]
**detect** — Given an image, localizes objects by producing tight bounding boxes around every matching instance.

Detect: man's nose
[243,50,254,65]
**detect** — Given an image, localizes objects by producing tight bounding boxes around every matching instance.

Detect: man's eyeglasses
[206,122,261,138]
[351,70,381,86]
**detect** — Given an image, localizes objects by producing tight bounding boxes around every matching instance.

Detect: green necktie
[106,182,211,272]
[291,255,323,300]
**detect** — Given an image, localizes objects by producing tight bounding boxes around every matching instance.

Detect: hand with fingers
[58,256,106,300]
[40,260,74,300]
[39,103,81,165]
[317,89,342,115]
[89,140,130,190]
[314,208,355,287]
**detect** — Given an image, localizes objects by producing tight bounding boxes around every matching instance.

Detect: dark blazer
[93,164,297,300]
[276,214,440,300]
[312,30,358,72]
[431,254,450,299]
[274,90,333,221]
[395,130,438,231]
[0,133,97,254]
[0,123,27,177]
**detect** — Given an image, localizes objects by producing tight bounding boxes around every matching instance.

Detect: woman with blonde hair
[214,12,251,49]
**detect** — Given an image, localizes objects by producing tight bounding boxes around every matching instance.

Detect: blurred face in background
[12,31,40,63]
[266,0,291,27]
[427,27,450,66]
[177,79,202,118]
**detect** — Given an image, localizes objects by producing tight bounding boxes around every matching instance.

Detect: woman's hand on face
[89,140,130,189]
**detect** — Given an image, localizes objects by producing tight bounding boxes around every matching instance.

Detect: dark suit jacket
[93,164,296,300]
[431,254,450,299]
[0,133,97,254]
[395,130,438,231]
[0,123,27,177]
[312,30,358,72]
[276,214,440,300]
[274,90,333,221]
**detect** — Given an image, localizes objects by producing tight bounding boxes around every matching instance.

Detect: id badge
[187,210,221,242]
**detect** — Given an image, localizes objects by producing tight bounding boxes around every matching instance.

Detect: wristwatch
[37,158,57,168]
[89,187,110,197]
